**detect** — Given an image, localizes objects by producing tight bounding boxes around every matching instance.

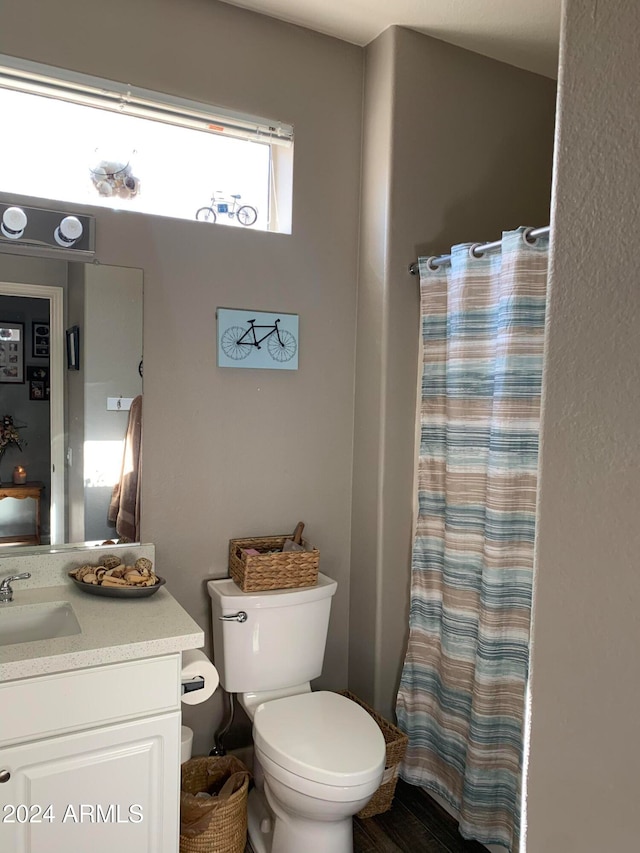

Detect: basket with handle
[339,690,408,819]
[228,533,319,592]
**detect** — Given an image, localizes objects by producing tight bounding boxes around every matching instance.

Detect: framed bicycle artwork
[217,308,299,370]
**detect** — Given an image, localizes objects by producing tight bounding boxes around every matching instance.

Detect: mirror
[0,254,143,549]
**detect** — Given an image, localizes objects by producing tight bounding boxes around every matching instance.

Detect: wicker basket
[339,690,408,819]
[229,535,319,592]
[179,756,250,853]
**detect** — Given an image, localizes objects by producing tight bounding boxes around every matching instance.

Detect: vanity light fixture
[1,206,27,239]
[0,203,94,257]
[54,215,83,247]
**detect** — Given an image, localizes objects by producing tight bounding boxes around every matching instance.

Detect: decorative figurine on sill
[90,156,140,200]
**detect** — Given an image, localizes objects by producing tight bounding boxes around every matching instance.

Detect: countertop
[0,546,204,681]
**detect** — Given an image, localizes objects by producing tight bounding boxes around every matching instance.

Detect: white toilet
[208,573,385,853]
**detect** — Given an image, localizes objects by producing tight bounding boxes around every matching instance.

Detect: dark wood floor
[246,780,488,852]
[353,780,487,852]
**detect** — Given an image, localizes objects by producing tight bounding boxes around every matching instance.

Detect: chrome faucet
[0,573,31,603]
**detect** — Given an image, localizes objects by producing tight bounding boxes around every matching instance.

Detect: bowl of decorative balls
[89,151,140,200]
[68,555,165,598]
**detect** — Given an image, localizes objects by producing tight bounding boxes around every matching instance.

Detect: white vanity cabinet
[0,654,183,853]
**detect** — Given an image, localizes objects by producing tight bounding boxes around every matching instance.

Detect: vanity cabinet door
[0,711,180,853]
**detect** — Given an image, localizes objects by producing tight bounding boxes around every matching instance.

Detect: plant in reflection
[0,415,26,482]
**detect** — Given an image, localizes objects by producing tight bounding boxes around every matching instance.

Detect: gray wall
[83,265,142,540]
[525,1,640,850]
[350,25,557,720]
[1,0,364,753]
[0,255,67,290]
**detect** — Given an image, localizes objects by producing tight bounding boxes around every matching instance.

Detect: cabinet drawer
[0,655,181,747]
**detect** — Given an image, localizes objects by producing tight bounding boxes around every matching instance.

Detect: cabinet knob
[0,770,10,783]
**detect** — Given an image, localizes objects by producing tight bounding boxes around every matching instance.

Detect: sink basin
[0,601,81,645]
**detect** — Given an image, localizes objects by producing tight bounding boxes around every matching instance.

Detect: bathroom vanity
[0,545,204,853]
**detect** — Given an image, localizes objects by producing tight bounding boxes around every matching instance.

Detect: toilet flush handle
[218,611,248,623]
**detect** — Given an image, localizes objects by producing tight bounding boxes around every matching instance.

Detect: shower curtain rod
[408,226,550,276]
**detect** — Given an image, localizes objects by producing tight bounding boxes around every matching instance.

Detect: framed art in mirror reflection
[32,320,50,358]
[0,321,24,383]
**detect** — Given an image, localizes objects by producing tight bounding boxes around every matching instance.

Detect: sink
[0,601,81,645]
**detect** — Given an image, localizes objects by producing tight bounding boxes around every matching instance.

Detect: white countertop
[0,545,205,681]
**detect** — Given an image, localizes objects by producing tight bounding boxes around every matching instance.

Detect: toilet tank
[208,573,337,693]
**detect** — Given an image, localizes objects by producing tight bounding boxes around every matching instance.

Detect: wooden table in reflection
[0,481,44,545]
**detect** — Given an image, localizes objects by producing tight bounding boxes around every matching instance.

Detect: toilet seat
[253,691,385,788]
[257,748,382,805]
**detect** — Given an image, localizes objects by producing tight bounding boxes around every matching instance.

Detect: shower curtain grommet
[522,226,539,245]
[425,256,440,272]
[468,242,484,259]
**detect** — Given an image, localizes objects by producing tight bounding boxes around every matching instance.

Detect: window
[0,56,293,233]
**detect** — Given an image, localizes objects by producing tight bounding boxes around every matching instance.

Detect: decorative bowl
[68,574,166,599]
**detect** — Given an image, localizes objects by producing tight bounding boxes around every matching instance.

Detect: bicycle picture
[221,317,297,363]
[196,191,258,227]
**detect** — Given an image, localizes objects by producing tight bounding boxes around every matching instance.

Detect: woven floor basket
[339,690,409,819]
[229,535,319,592]
[179,756,249,853]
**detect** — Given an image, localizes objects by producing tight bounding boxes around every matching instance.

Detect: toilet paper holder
[181,676,206,695]
[180,649,219,706]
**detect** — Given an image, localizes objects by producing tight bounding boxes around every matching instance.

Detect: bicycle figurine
[221,318,297,363]
[196,191,258,227]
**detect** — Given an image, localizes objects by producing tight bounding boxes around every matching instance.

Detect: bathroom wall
[82,265,143,540]
[350,25,557,720]
[0,0,364,752]
[526,1,640,850]
[0,256,67,289]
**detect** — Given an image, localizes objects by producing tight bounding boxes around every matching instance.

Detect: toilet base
[249,780,353,853]
[247,788,274,853]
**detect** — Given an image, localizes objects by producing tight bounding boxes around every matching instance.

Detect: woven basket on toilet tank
[228,534,319,592]
[339,691,408,819]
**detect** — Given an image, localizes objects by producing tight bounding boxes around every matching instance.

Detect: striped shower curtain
[396,227,549,852]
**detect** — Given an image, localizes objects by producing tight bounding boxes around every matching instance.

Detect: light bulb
[1,207,27,240]
[54,215,83,247]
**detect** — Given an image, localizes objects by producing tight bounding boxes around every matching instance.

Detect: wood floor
[353,780,487,852]
[246,780,488,852]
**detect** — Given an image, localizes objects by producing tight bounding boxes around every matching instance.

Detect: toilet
[208,573,385,853]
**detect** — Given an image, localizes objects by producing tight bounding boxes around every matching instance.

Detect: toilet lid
[253,691,385,787]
